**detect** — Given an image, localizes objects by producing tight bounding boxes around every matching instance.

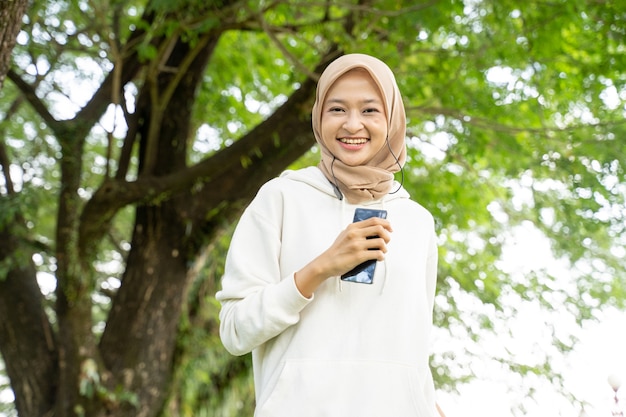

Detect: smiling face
[320,69,388,167]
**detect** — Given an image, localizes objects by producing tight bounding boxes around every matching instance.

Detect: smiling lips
[339,137,368,145]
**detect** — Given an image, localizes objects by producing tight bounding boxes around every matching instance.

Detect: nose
[343,111,363,132]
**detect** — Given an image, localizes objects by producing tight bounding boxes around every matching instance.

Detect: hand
[294,217,392,297]
[318,216,393,277]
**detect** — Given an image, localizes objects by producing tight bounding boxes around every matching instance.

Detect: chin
[339,157,367,167]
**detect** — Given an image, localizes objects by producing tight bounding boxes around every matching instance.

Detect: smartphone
[340,208,388,284]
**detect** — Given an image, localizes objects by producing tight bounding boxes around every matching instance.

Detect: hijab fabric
[312,53,407,204]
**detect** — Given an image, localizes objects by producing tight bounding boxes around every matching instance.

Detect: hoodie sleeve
[216,182,313,356]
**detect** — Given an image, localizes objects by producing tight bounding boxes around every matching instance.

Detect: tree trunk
[0,224,57,417]
[0,0,28,89]
[95,42,336,417]
[96,27,222,417]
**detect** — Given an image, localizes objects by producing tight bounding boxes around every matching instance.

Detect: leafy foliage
[0,0,624,416]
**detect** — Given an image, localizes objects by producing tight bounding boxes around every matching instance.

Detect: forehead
[325,69,383,101]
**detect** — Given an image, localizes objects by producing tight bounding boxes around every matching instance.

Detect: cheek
[372,120,388,137]
[320,119,338,140]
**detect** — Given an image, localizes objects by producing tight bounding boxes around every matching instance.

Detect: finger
[365,237,388,254]
[357,217,393,233]
[361,224,392,243]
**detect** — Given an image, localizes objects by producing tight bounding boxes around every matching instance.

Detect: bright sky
[433,225,626,417]
[439,309,626,417]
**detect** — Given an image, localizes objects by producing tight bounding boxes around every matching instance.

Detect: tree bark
[0,0,28,90]
[97,28,222,417]
[0,225,57,417]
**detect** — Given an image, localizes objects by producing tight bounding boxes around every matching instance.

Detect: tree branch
[7,69,62,132]
[78,45,339,257]
[0,95,25,194]
[411,105,626,135]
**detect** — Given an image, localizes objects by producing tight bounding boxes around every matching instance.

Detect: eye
[328,107,345,113]
[363,107,381,114]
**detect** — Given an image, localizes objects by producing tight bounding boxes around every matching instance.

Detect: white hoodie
[217,166,438,417]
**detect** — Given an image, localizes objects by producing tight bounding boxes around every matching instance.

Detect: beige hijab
[312,53,406,204]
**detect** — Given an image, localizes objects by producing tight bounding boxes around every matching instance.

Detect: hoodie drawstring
[379,198,389,295]
[337,195,346,292]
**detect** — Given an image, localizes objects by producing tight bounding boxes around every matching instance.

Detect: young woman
[217,53,440,417]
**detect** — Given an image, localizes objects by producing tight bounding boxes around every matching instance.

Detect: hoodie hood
[280,167,410,204]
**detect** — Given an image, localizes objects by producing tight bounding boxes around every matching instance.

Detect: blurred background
[0,1,624,416]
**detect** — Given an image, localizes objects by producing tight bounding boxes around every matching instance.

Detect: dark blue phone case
[340,208,387,284]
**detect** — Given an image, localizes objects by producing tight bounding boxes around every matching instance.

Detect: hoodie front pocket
[255,359,433,417]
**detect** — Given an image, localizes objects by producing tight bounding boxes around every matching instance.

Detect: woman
[217,53,440,417]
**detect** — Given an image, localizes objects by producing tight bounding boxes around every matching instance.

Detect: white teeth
[340,138,367,144]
